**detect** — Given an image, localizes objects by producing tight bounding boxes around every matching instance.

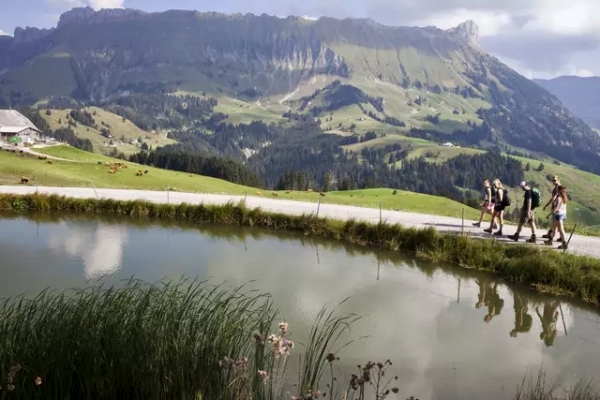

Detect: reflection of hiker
[510,293,533,337]
[473,179,498,229]
[475,279,505,323]
[536,301,560,347]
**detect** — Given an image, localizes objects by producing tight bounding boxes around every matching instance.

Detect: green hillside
[0,145,480,219]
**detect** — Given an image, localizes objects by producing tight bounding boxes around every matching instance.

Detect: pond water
[1,214,600,399]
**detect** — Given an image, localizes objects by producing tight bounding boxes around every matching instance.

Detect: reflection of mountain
[47,222,128,279]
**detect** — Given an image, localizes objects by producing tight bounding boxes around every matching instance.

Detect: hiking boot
[542,233,550,239]
[472,222,481,227]
[493,230,503,236]
[493,223,499,230]
[483,228,493,234]
[544,239,553,246]
[526,236,537,244]
[558,243,568,250]
[508,234,519,242]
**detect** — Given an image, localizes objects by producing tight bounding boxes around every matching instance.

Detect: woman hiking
[472,179,497,229]
[545,185,569,250]
[483,179,505,236]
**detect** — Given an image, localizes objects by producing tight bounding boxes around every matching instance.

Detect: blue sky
[1,0,599,78]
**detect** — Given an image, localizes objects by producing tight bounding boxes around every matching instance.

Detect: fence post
[563,223,577,254]
[316,197,321,218]
[379,201,382,224]
[166,187,170,204]
[244,191,247,203]
[90,181,99,199]
[35,177,38,193]
[461,208,465,235]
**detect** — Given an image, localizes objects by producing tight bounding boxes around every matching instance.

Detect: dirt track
[1,185,598,259]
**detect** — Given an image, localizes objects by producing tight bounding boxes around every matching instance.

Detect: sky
[1,0,599,79]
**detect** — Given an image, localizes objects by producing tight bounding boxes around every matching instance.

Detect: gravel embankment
[1,185,598,259]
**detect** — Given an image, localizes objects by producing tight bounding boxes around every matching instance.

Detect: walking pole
[558,303,568,336]
[563,223,577,254]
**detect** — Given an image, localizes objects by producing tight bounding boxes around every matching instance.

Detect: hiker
[545,186,569,249]
[542,176,561,240]
[472,179,497,229]
[508,181,541,243]
[483,179,507,236]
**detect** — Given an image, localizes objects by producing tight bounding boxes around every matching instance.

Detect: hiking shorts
[494,204,506,213]
[519,209,535,224]
[553,213,567,222]
[483,201,494,210]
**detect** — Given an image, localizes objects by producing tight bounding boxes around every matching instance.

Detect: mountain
[534,76,600,130]
[2,7,600,176]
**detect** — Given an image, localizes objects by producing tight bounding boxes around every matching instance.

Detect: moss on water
[2,192,600,305]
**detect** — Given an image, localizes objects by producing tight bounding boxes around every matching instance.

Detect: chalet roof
[0,109,42,134]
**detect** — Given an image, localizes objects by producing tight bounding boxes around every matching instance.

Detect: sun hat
[519,181,526,188]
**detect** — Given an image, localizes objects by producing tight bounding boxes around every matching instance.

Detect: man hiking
[473,179,497,229]
[542,176,561,241]
[508,181,540,243]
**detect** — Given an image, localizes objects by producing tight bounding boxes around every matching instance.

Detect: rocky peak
[57,7,146,28]
[446,20,480,47]
[13,27,53,43]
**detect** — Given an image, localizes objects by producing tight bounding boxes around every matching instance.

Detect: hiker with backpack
[508,181,541,243]
[473,179,498,229]
[484,179,508,236]
[544,185,569,250]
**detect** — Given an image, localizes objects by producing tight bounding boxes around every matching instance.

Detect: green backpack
[531,188,542,209]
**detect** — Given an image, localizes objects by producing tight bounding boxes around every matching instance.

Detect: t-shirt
[522,189,532,210]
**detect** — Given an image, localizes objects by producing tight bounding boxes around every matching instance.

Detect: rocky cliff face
[446,20,480,47]
[57,7,147,28]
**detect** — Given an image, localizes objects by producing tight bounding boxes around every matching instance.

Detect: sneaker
[472,222,481,227]
[542,233,551,239]
[508,234,519,242]
[483,228,493,234]
[493,230,503,236]
[526,236,537,243]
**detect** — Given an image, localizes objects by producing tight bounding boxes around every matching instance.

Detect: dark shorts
[494,204,505,212]
[520,209,535,224]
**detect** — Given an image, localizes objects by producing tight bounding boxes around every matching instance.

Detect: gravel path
[2,185,599,259]
[0,145,83,162]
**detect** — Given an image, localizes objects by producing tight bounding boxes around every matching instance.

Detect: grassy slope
[0,145,481,219]
[40,107,176,156]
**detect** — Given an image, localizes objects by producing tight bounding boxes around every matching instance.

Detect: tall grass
[514,370,600,400]
[1,193,600,304]
[0,279,376,400]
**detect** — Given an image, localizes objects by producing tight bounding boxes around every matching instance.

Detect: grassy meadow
[1,145,482,219]
[40,106,176,155]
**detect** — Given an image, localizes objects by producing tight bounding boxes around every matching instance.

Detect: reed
[0,278,378,400]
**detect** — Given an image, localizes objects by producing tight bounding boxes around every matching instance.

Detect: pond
[1,214,600,399]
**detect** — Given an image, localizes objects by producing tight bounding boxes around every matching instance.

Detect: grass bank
[1,193,600,305]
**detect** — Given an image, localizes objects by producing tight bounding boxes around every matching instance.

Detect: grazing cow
[255,191,262,196]
[272,191,278,196]
[97,161,103,165]
[307,189,314,192]
[135,171,143,176]
[46,160,53,165]
[20,176,29,184]
[319,192,326,196]
[144,170,149,174]
[189,174,193,177]
[285,190,291,194]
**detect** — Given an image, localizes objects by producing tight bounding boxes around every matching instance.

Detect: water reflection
[510,293,533,338]
[1,213,600,399]
[47,221,128,279]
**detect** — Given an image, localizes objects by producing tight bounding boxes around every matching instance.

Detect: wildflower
[257,370,269,383]
[35,376,42,386]
[278,321,289,334]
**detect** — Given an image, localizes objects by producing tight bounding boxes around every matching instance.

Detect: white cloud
[0,30,11,36]
[45,0,124,10]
